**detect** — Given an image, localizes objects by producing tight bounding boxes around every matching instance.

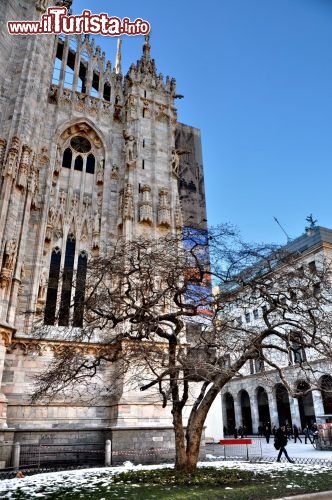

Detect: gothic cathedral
[0,0,206,456]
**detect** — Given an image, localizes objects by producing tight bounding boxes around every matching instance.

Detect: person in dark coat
[274,425,294,463]
[293,424,302,443]
[263,423,271,443]
[303,425,313,444]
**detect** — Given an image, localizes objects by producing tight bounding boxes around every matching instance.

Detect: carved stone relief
[4,136,20,178]
[0,239,17,288]
[35,0,49,13]
[122,184,134,221]
[158,189,171,227]
[0,138,7,176]
[96,159,104,185]
[16,144,32,189]
[139,185,153,225]
[123,130,137,166]
[3,239,17,270]
[38,267,48,302]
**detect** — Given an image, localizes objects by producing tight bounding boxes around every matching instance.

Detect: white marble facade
[0,0,207,440]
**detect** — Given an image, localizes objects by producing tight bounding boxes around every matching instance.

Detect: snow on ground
[1,439,332,499]
[0,459,331,499]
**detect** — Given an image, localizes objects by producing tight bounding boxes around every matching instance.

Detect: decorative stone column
[250,391,260,435]
[289,396,301,427]
[312,390,325,420]
[0,325,14,428]
[268,391,279,427]
[233,395,242,429]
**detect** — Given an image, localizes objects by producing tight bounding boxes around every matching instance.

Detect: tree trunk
[173,385,223,472]
[172,406,188,470]
[173,409,204,472]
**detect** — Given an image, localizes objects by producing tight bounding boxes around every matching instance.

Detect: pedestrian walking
[293,424,302,443]
[303,425,313,444]
[263,423,271,443]
[274,425,294,463]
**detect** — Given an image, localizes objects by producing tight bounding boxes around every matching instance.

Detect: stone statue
[35,0,49,12]
[96,159,104,184]
[38,267,48,300]
[171,149,180,176]
[72,192,79,210]
[3,239,17,270]
[123,130,137,164]
[123,184,134,220]
[93,211,100,233]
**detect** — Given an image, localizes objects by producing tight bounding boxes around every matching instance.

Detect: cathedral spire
[143,34,151,60]
[115,38,122,75]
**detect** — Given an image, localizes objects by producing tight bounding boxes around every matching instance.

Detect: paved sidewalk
[206,437,332,462]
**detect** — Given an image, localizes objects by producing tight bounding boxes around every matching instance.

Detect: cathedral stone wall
[0,1,207,461]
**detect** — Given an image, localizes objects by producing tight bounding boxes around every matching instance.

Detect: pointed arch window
[73,251,88,327]
[44,247,61,325]
[62,148,72,168]
[58,235,76,326]
[86,154,95,174]
[74,155,83,171]
[103,82,111,102]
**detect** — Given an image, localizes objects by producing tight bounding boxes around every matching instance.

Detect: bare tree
[31,226,332,472]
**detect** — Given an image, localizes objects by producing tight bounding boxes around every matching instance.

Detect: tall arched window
[62,148,72,168]
[103,82,111,102]
[44,247,61,325]
[73,251,88,327]
[74,155,83,171]
[86,153,95,174]
[60,136,101,176]
[58,235,76,326]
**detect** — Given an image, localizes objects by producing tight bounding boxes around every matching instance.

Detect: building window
[245,312,250,323]
[253,309,259,320]
[86,153,95,174]
[44,247,61,325]
[103,82,111,102]
[255,357,265,373]
[58,235,76,327]
[61,138,98,176]
[290,333,306,364]
[74,155,83,171]
[313,282,321,297]
[261,305,267,315]
[70,136,91,153]
[73,251,88,327]
[308,260,317,274]
[62,148,72,168]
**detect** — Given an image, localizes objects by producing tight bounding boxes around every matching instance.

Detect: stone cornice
[0,324,16,347]
[7,336,119,356]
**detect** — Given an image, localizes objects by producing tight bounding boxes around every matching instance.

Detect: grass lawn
[3,465,332,499]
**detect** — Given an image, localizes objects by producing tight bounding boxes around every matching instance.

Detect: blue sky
[73,0,332,245]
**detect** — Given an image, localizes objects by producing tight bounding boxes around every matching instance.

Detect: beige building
[0,0,207,459]
[219,227,332,437]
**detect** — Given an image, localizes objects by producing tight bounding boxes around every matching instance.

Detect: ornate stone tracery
[139,185,153,225]
[158,189,171,227]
